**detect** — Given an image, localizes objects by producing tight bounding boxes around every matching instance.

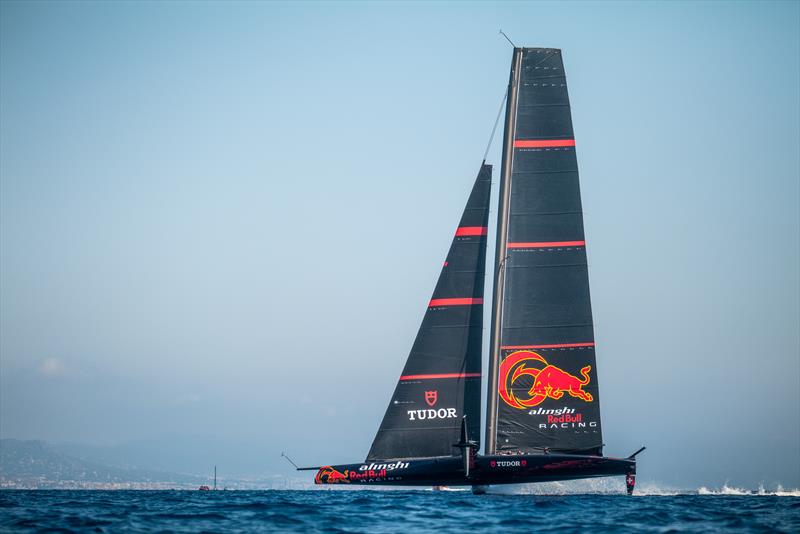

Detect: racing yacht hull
[315,453,636,489]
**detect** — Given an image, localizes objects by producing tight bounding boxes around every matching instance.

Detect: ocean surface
[1,486,798,533]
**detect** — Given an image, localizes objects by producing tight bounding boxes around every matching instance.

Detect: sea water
[1,485,798,532]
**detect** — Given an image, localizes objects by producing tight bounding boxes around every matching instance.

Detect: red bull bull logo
[498,350,594,409]
[315,463,407,484]
[314,466,350,484]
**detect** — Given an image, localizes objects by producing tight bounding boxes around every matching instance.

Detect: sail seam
[455,226,488,236]
[501,342,595,349]
[399,372,481,381]
[417,325,481,330]
[509,210,583,216]
[514,139,575,148]
[517,103,570,108]
[502,323,593,329]
[522,76,568,81]
[507,240,585,248]
[513,170,577,175]
[505,263,587,269]
[428,298,484,307]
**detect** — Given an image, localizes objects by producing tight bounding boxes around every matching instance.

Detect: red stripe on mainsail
[428,298,484,307]
[507,240,585,249]
[514,139,576,148]
[455,226,488,236]
[399,372,482,381]
[501,342,596,350]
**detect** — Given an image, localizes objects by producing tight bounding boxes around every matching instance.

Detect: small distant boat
[295,46,645,494]
[198,465,217,491]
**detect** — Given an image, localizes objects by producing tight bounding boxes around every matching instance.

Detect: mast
[485,48,522,455]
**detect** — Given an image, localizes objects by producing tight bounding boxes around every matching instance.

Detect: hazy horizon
[1,1,798,490]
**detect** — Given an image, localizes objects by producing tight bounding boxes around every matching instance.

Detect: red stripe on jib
[501,342,596,350]
[514,139,576,148]
[455,226,488,236]
[428,298,484,307]
[507,241,585,249]
[399,372,482,381]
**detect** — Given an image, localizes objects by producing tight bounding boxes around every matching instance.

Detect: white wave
[773,485,800,497]
[698,484,750,496]
[488,477,651,495]
[698,483,800,497]
[486,479,800,497]
[629,481,681,496]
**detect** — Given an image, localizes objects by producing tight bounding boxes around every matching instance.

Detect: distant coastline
[0,439,306,490]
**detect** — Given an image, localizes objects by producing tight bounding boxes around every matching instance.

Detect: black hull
[314,453,635,489]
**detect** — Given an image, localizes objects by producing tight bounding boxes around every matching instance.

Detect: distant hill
[0,439,208,489]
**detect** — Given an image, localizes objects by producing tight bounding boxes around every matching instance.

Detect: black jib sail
[367,164,491,461]
[486,48,603,456]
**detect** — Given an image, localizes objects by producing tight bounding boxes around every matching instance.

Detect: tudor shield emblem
[425,390,438,407]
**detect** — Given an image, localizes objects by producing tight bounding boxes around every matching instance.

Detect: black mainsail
[486,47,602,456]
[367,164,491,461]
[304,46,642,493]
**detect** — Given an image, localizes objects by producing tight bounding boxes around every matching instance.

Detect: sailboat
[301,47,644,494]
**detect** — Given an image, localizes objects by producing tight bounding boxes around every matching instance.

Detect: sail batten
[366,164,491,462]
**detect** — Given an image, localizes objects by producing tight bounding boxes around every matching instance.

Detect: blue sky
[1,1,798,489]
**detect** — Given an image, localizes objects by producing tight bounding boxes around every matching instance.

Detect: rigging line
[280,452,319,471]
[499,29,517,48]
[482,88,508,163]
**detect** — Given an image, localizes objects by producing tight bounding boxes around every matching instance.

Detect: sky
[1,1,798,489]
